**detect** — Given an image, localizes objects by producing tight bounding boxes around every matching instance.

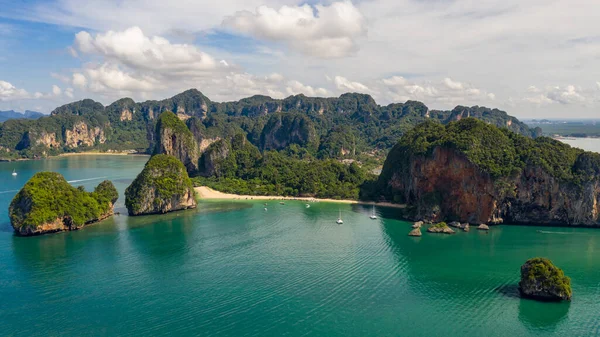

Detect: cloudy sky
[0,0,598,118]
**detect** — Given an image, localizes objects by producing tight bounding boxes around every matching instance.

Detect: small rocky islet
[519,258,572,302]
[9,172,118,236]
[125,154,197,216]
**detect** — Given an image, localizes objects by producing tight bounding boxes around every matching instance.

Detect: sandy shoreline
[195,186,406,209]
[58,152,148,157]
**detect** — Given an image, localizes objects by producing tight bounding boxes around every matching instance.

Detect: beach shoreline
[195,186,406,209]
[57,151,149,157]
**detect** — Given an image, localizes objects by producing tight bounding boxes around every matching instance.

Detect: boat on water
[11,169,17,176]
[336,209,343,224]
[280,202,285,205]
[370,205,377,219]
[306,204,310,208]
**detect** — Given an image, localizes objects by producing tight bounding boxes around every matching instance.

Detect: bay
[559,137,600,153]
[1,155,600,336]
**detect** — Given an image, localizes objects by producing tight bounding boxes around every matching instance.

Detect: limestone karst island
[1,0,599,336]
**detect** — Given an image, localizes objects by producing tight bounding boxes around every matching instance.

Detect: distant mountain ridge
[0,89,540,160]
[0,110,44,123]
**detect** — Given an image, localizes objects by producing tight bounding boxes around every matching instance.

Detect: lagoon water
[2,155,600,336]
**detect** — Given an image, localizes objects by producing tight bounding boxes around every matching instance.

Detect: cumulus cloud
[0,81,30,101]
[52,85,62,96]
[223,1,366,58]
[286,80,329,97]
[334,76,370,92]
[380,76,495,106]
[74,27,226,74]
[443,78,464,90]
[524,85,589,105]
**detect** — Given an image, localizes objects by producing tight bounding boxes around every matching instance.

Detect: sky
[0,0,598,118]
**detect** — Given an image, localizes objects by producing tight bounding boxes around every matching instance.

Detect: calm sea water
[1,155,600,336]
[560,137,600,153]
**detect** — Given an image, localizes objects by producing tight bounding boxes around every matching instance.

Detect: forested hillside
[0,89,540,161]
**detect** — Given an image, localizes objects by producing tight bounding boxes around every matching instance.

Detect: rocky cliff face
[383,146,600,226]
[259,113,317,151]
[9,174,118,236]
[64,121,106,148]
[125,154,197,215]
[198,139,230,177]
[379,119,600,226]
[154,111,199,174]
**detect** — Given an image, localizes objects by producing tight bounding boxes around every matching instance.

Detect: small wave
[67,176,107,183]
[0,189,19,194]
[536,230,573,235]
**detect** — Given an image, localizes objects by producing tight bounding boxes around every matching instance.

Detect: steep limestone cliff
[379,119,600,226]
[64,121,106,148]
[259,113,317,151]
[125,154,197,215]
[198,139,231,177]
[154,111,199,174]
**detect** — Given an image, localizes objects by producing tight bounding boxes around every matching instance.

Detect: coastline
[57,151,148,157]
[195,186,406,209]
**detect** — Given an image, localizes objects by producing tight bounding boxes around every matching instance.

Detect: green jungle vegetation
[125,154,195,214]
[0,89,540,162]
[378,118,600,202]
[9,172,118,231]
[192,134,376,200]
[520,257,572,299]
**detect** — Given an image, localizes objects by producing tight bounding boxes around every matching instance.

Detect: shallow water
[559,137,600,153]
[1,155,599,336]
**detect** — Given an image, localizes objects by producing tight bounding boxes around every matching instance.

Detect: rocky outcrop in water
[9,173,118,236]
[378,118,600,226]
[125,154,197,215]
[427,222,455,234]
[408,228,422,236]
[519,258,572,301]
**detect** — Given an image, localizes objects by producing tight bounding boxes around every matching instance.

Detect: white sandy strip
[195,186,405,208]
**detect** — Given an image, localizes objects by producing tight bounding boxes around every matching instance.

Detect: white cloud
[380,75,495,106]
[0,81,30,101]
[524,85,589,105]
[286,80,328,97]
[596,81,600,90]
[52,85,62,96]
[75,27,225,74]
[334,76,370,92]
[65,88,74,99]
[223,1,366,58]
[443,78,464,90]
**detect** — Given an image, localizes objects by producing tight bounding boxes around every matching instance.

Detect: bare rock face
[125,154,197,216]
[519,258,572,301]
[427,222,455,234]
[478,224,490,230]
[154,111,199,175]
[120,108,133,121]
[412,221,423,228]
[65,121,106,148]
[198,139,230,177]
[379,120,600,226]
[408,228,422,236]
[35,131,61,148]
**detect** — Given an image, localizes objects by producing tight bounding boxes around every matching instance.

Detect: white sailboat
[336,209,343,224]
[306,204,310,208]
[370,205,377,220]
[11,169,17,176]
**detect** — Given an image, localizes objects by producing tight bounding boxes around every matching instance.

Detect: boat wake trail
[68,176,107,183]
[536,230,573,235]
[0,189,19,194]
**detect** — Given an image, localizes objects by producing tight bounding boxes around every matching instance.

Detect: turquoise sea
[1,143,600,336]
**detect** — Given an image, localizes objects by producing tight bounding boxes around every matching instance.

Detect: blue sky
[0,0,599,118]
